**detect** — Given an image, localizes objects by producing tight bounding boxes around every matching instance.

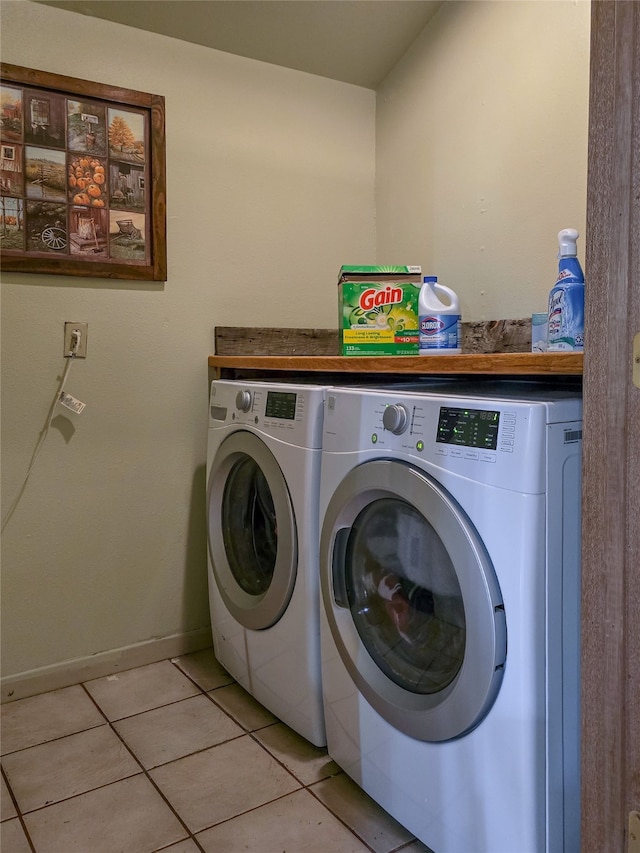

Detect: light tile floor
[1,649,433,853]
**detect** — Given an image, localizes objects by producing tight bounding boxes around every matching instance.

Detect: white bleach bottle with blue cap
[418,276,462,354]
[547,228,585,351]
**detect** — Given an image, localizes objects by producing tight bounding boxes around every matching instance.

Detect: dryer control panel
[209,380,326,449]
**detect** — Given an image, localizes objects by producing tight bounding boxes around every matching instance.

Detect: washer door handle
[332,528,350,609]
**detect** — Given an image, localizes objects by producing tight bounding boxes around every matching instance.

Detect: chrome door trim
[208,431,297,630]
[320,458,506,742]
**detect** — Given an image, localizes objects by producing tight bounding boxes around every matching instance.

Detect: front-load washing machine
[319,384,582,852]
[206,379,326,746]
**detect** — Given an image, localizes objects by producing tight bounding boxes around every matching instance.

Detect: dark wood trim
[0,62,167,281]
[582,2,640,850]
[1,62,156,108]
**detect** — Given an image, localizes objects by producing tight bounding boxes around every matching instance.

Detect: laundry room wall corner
[0,0,375,695]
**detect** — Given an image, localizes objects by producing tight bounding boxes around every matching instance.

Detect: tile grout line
[164,658,401,853]
[243,724,384,853]
[79,679,208,853]
[168,656,279,733]
[304,782,383,853]
[168,658,381,851]
[3,655,424,853]
[2,662,292,850]
[0,719,107,757]
[1,763,37,853]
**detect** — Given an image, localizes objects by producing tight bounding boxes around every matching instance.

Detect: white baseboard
[1,628,213,704]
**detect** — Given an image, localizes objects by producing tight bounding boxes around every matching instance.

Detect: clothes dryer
[319,384,582,852]
[207,379,326,746]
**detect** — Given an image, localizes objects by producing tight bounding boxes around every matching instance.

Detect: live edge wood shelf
[209,326,583,381]
[208,352,583,380]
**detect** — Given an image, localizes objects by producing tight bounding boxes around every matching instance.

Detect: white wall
[376,0,590,321]
[0,0,375,691]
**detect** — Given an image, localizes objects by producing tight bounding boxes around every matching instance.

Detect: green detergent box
[338,265,422,356]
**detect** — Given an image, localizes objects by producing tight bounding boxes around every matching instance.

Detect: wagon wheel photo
[40,225,67,251]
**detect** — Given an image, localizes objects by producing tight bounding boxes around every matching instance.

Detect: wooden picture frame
[0,63,166,281]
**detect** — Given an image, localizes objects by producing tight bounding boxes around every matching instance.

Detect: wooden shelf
[209,352,583,376]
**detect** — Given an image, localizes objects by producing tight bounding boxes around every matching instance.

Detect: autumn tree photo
[109,115,135,152]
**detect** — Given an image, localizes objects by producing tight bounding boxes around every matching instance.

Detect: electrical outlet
[64,322,88,358]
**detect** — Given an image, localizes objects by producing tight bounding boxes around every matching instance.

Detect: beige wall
[1,0,590,696]
[0,0,375,692]
[376,0,590,320]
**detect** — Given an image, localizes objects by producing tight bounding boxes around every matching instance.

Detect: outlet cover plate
[64,322,88,358]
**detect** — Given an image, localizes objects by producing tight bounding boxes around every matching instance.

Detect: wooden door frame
[583,2,640,850]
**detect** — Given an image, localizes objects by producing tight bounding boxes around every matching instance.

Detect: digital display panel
[265,391,297,420]
[436,406,500,450]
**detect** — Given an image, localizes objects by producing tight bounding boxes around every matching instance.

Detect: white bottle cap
[558,228,579,258]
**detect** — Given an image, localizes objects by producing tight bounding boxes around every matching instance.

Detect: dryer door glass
[346,498,465,694]
[222,455,276,596]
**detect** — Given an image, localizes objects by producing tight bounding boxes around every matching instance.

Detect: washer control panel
[348,396,523,466]
[322,386,581,493]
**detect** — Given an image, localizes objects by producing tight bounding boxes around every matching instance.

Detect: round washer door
[207,431,297,630]
[320,459,506,742]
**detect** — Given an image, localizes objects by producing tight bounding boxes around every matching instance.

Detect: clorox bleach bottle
[418,276,462,354]
[547,228,585,352]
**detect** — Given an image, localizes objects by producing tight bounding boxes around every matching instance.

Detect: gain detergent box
[338,265,422,356]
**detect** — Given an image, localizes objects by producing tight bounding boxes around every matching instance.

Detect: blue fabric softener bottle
[547,228,585,351]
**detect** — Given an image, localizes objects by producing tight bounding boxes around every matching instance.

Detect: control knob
[382,404,409,435]
[235,390,252,412]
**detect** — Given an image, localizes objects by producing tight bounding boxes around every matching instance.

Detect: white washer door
[207,431,297,630]
[320,459,506,742]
